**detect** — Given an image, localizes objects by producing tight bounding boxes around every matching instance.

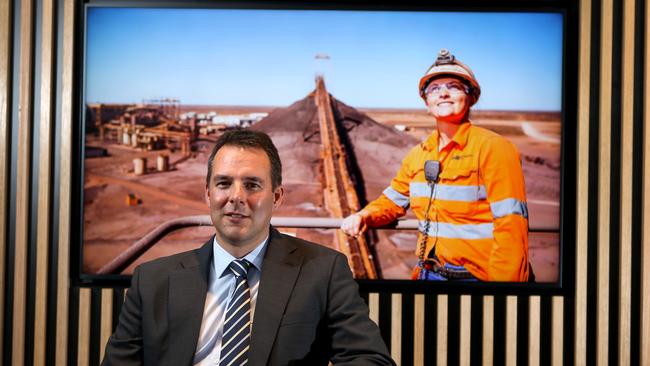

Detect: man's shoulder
[269,231,353,282]
[272,230,344,261]
[134,242,208,276]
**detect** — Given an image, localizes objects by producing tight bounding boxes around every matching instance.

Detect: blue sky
[85,8,563,110]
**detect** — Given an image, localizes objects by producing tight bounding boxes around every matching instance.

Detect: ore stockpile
[253,77,418,279]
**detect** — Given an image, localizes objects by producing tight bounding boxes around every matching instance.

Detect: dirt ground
[83,99,561,282]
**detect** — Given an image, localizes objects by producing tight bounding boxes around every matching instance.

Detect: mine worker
[103,130,394,365]
[341,49,530,282]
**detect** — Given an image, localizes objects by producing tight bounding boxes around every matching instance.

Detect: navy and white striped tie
[220,259,252,366]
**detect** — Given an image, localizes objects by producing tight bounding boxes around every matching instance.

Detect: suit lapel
[166,239,212,366]
[249,228,303,366]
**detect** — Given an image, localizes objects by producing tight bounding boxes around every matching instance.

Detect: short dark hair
[206,129,282,189]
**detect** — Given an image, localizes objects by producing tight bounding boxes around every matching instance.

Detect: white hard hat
[419,49,481,105]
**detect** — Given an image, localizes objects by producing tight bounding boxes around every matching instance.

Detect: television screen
[79,3,566,286]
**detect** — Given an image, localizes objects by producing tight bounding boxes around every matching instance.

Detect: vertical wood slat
[482,296,494,366]
[437,295,448,366]
[642,0,650,363]
[413,294,424,366]
[552,297,564,365]
[99,289,113,362]
[390,294,401,365]
[77,289,91,366]
[575,0,592,364]
[34,0,55,363]
[55,0,75,364]
[13,0,35,363]
[0,0,11,363]
[459,295,471,366]
[618,0,635,364]
[639,0,650,365]
[505,296,517,366]
[598,0,614,363]
[528,296,540,366]
[368,293,379,325]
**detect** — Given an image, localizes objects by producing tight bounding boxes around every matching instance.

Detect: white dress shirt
[193,236,268,365]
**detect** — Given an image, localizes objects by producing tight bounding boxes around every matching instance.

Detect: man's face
[205,145,283,252]
[425,76,470,124]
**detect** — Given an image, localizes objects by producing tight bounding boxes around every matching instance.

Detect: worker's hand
[340,211,367,237]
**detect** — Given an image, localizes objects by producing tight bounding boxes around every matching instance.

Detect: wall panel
[597,0,613,363]
[55,0,75,364]
[1,0,649,365]
[574,0,591,364]
[528,296,540,366]
[34,0,56,364]
[619,0,636,363]
[482,296,494,365]
[633,1,650,365]
[412,294,424,366]
[0,0,12,362]
[13,0,35,363]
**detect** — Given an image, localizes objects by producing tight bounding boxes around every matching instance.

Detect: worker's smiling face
[425,76,470,124]
[205,146,283,252]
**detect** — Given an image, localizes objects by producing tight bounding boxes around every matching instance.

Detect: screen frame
[71,0,578,297]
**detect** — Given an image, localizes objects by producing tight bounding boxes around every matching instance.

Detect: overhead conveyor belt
[314,77,378,279]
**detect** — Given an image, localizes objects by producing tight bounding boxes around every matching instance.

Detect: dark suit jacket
[102,227,394,366]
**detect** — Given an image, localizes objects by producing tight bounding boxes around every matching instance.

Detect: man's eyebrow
[212,174,232,182]
[242,176,264,183]
[212,175,265,183]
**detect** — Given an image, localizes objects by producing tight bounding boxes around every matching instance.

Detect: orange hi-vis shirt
[362,122,529,281]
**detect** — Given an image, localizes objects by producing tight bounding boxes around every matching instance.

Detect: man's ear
[273,186,284,209]
[205,185,210,207]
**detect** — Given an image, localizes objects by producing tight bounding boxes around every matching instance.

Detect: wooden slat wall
[1,0,650,365]
[597,0,613,364]
[0,0,11,363]
[637,2,650,365]
[34,0,55,364]
[54,0,77,365]
[55,0,75,363]
[574,0,592,363]
[13,0,35,364]
[482,296,494,365]
[619,0,635,364]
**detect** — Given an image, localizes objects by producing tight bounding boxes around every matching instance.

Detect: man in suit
[102,130,394,365]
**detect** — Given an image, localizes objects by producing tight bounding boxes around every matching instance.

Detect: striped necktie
[220,259,252,366]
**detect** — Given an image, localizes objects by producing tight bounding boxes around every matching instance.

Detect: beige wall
[1,0,649,365]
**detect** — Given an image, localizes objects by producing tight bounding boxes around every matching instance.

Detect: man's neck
[216,233,268,259]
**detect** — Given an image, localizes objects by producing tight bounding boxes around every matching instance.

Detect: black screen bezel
[71,0,578,297]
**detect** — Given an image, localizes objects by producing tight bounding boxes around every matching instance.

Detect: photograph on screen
[81,7,563,282]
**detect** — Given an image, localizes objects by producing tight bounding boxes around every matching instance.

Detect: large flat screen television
[74,0,576,293]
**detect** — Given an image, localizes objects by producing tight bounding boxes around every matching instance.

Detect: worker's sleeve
[481,137,529,282]
[361,147,416,227]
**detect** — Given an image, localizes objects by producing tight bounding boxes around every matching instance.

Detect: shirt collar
[212,235,268,278]
[451,121,472,148]
[423,121,472,151]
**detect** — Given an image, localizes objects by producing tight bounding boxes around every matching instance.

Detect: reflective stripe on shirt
[490,198,529,219]
[410,182,487,201]
[419,220,494,240]
[383,186,410,208]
